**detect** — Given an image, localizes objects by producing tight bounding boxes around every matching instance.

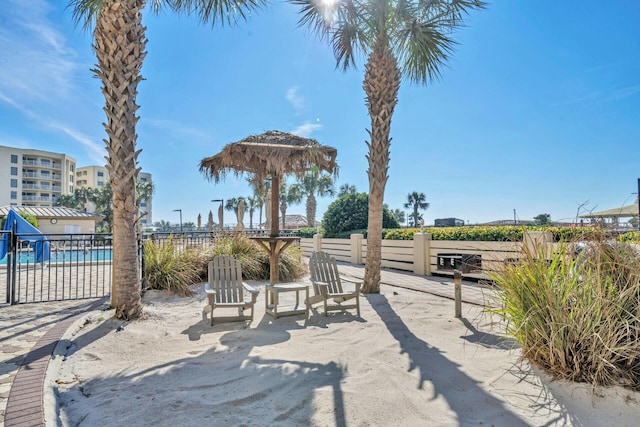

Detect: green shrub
[143,237,200,296]
[618,231,640,243]
[322,192,399,237]
[204,234,265,279]
[384,225,601,242]
[297,227,323,238]
[143,234,306,290]
[490,238,640,389]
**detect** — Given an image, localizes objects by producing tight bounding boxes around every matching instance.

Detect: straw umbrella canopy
[200,130,338,284]
[199,130,338,237]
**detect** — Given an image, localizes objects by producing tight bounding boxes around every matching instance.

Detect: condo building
[0,145,76,208]
[76,166,153,226]
[1,146,153,227]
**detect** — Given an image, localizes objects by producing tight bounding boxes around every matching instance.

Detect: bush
[322,192,399,237]
[143,234,306,293]
[490,238,640,389]
[143,237,200,296]
[384,225,601,242]
[297,227,323,238]
[618,231,640,243]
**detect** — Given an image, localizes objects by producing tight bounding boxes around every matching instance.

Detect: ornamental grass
[490,237,640,390]
[143,234,306,293]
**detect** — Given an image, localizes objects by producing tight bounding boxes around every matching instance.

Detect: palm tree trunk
[94,0,146,319]
[306,194,316,227]
[362,37,400,294]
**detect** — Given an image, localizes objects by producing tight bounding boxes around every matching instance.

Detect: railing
[21,196,51,202]
[1,231,113,305]
[20,184,62,191]
[22,160,62,169]
[300,231,554,280]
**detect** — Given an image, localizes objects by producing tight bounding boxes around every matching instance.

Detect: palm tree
[246,195,260,229]
[279,183,303,230]
[88,183,114,231]
[291,0,484,293]
[70,0,265,319]
[290,172,335,226]
[404,192,429,227]
[225,197,244,215]
[247,176,270,228]
[391,208,405,225]
[337,183,357,197]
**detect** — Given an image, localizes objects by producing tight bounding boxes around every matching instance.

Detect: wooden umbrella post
[270,174,280,238]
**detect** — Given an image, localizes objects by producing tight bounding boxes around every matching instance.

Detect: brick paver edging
[4,300,105,427]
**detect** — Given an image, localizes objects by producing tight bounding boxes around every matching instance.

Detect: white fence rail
[300,231,555,280]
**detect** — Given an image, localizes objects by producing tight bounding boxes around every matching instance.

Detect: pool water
[0,248,113,265]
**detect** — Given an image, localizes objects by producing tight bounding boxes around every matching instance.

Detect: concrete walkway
[0,266,496,427]
[0,299,108,427]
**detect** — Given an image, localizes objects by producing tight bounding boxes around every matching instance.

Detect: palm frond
[169,0,267,26]
[67,0,105,31]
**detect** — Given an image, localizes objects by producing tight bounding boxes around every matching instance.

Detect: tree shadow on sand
[55,312,350,426]
[366,294,572,426]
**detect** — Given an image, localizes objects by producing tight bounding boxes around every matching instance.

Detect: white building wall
[0,145,76,207]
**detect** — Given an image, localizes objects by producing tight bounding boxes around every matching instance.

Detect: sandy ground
[48,279,640,427]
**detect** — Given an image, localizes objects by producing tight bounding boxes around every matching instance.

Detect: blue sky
[1,0,639,227]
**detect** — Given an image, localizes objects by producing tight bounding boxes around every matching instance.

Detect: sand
[48,278,640,426]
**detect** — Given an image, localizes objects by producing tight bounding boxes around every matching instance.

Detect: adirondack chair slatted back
[309,251,343,295]
[209,255,243,304]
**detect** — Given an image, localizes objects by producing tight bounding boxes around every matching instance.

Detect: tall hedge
[323,192,399,237]
[384,226,601,242]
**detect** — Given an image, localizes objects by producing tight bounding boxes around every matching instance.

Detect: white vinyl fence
[301,231,555,280]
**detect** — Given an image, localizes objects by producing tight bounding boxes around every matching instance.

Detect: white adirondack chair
[308,251,361,316]
[204,255,259,325]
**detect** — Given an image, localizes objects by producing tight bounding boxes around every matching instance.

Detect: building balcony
[22,195,53,202]
[22,160,63,169]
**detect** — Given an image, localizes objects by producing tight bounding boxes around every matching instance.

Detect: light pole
[211,199,224,230]
[173,209,183,233]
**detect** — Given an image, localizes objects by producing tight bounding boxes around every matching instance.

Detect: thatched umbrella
[200,130,338,283]
[200,130,338,237]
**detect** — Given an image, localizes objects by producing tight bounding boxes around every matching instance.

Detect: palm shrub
[143,237,200,296]
[491,238,640,389]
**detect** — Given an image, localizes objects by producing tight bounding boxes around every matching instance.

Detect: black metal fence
[1,231,113,305]
[2,229,302,305]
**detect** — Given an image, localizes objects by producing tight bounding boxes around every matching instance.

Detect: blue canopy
[0,210,50,263]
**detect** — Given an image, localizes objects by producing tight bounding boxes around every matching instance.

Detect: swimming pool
[0,248,113,265]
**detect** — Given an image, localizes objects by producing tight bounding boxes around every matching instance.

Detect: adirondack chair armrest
[204,284,216,305]
[242,282,260,295]
[340,277,362,293]
[311,281,330,295]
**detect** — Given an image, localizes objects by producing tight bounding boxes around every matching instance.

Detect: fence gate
[2,231,112,305]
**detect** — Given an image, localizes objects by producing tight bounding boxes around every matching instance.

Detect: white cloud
[291,122,322,137]
[46,122,106,164]
[286,86,304,111]
[0,0,82,104]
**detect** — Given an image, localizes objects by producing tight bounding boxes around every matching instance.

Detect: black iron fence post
[8,222,18,305]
